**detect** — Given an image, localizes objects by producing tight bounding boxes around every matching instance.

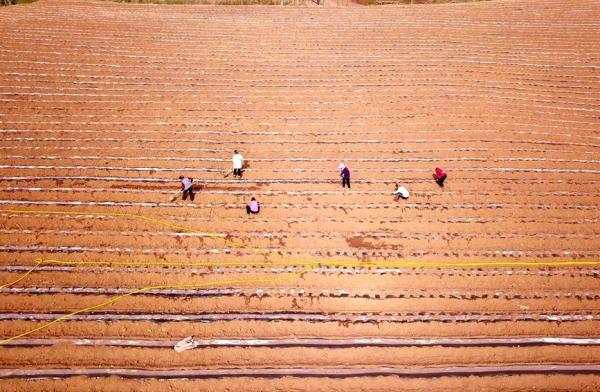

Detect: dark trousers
[246,206,259,214]
[342,177,350,188]
[436,174,447,186]
[233,168,242,177]
[182,187,194,201]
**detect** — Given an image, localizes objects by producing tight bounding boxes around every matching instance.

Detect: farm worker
[179,175,194,201]
[246,197,260,214]
[232,150,244,178]
[339,163,350,189]
[433,167,447,187]
[393,183,409,201]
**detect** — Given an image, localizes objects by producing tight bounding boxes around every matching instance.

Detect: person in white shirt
[393,183,409,201]
[232,150,244,178]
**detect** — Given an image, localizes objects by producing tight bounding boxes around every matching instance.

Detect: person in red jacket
[433,167,447,187]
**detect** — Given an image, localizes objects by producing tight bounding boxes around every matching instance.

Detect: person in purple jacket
[178,175,194,201]
[339,163,350,189]
[246,197,260,214]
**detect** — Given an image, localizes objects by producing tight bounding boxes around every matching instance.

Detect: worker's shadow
[182,184,205,201]
[238,161,250,179]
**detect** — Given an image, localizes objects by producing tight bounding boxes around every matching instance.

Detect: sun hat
[338,163,346,170]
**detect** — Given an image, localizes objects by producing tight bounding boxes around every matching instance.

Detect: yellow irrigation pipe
[0,209,269,255]
[1,207,599,345]
[16,257,600,270]
[0,259,43,290]
[0,208,313,344]
[0,266,312,346]
[2,208,599,270]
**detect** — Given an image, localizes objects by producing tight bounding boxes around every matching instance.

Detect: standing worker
[233,150,244,179]
[178,175,194,201]
[339,163,350,189]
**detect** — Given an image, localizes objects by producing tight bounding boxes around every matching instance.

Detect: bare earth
[0,0,599,390]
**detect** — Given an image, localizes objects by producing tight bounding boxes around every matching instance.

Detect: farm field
[0,0,599,390]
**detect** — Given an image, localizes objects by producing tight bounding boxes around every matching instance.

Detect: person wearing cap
[339,163,350,189]
[393,183,409,201]
[433,167,447,187]
[179,175,194,201]
[246,197,260,214]
[232,150,244,178]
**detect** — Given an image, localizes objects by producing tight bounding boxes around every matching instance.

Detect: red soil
[0,0,599,390]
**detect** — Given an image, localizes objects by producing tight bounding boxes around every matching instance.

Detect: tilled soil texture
[0,0,599,390]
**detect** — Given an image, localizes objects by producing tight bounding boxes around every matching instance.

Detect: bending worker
[178,175,194,201]
[393,183,409,201]
[339,163,350,189]
[434,167,447,187]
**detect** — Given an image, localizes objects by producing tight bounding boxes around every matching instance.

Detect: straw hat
[338,163,346,170]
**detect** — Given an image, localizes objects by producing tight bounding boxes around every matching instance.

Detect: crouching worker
[393,183,409,201]
[179,175,194,201]
[246,197,260,214]
[433,167,447,187]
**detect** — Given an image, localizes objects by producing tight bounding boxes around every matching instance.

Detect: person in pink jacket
[178,175,194,201]
[246,197,260,214]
